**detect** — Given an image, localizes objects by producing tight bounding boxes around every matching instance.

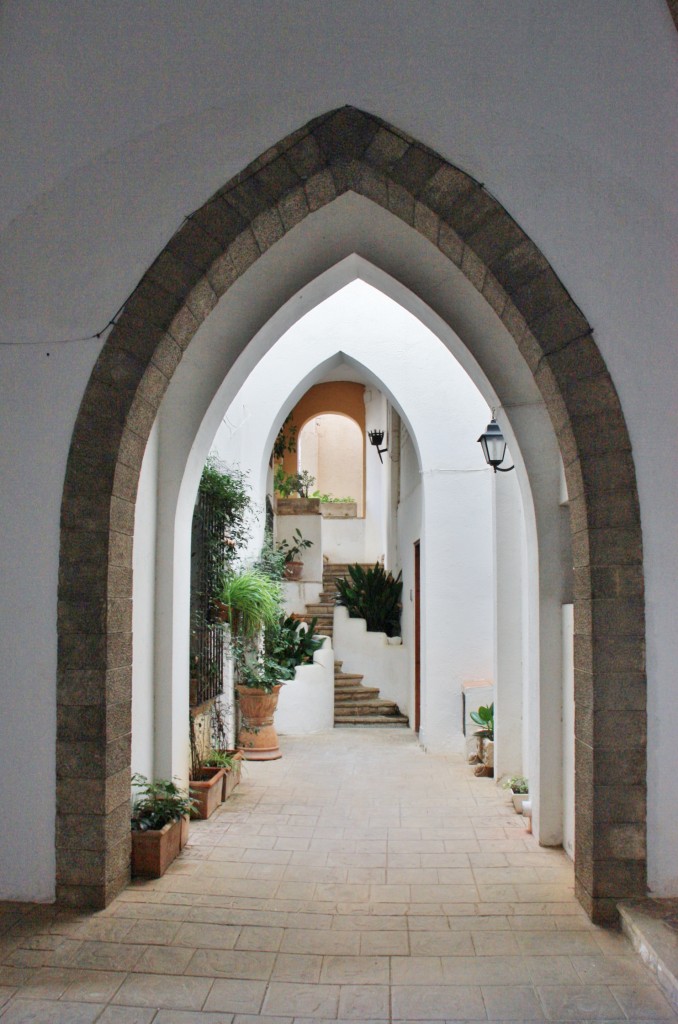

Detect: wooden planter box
[189,767,225,819]
[275,497,320,515]
[320,501,357,518]
[222,750,244,800]
[131,818,183,878]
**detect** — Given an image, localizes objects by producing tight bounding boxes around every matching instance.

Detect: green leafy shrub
[219,568,282,639]
[502,775,528,794]
[201,750,237,769]
[273,465,301,497]
[311,491,355,503]
[265,615,324,676]
[470,703,494,741]
[237,653,294,692]
[131,774,196,831]
[276,529,313,564]
[335,562,403,638]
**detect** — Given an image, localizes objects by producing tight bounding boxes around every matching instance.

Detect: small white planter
[512,791,529,814]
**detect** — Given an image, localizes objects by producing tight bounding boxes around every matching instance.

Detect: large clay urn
[236,683,284,761]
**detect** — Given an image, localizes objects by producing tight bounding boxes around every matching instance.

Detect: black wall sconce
[368,429,388,464]
[478,414,515,473]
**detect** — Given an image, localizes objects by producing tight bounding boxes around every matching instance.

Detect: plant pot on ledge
[189,767,226,819]
[284,560,303,581]
[237,683,284,761]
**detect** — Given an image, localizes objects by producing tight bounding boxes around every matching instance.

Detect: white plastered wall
[1,2,676,899]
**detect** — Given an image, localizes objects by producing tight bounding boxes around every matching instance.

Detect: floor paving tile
[262,980,340,1017]
[2,730,676,1024]
[111,971,213,1009]
[0,998,106,1022]
[392,982,486,1019]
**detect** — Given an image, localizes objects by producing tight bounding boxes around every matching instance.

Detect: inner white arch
[132,196,569,849]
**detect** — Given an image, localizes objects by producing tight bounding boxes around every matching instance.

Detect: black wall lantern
[368,429,388,463]
[478,415,515,473]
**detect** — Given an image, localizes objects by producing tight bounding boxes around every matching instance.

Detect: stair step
[335,699,403,714]
[334,672,364,682]
[334,715,410,727]
[334,690,381,703]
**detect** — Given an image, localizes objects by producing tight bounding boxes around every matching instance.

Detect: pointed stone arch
[58,106,644,921]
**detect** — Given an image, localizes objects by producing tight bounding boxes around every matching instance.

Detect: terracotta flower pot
[236,683,283,761]
[189,767,225,819]
[131,818,183,878]
[284,560,303,581]
[213,749,244,800]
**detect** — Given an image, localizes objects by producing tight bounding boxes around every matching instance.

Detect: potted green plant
[235,653,294,761]
[188,712,226,819]
[277,529,314,581]
[218,567,282,638]
[265,614,324,676]
[503,775,529,813]
[273,467,321,514]
[470,703,494,777]
[206,701,244,801]
[131,774,195,878]
[201,748,244,800]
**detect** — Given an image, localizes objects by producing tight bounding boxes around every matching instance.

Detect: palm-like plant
[335,562,402,638]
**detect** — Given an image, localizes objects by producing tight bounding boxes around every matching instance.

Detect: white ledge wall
[275,639,334,736]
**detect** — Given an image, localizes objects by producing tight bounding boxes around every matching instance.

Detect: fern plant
[335,562,403,638]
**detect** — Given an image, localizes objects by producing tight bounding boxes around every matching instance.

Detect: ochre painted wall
[279,383,366,511]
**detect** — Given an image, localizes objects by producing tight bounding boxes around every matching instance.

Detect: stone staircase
[302,562,409,728]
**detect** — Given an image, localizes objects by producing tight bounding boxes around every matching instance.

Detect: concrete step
[334,660,343,671]
[305,604,334,615]
[334,715,410,727]
[335,699,404,715]
[334,672,364,683]
[334,689,381,703]
[619,900,678,1013]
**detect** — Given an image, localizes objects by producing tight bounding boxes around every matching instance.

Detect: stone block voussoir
[313,107,379,161]
[146,248,204,298]
[185,276,218,323]
[304,168,337,212]
[277,186,310,231]
[387,180,415,225]
[491,238,551,294]
[355,163,389,210]
[167,303,200,350]
[460,245,487,292]
[421,164,475,221]
[413,201,440,246]
[227,227,261,278]
[252,207,286,252]
[122,276,185,331]
[285,133,325,181]
[390,145,443,197]
[185,195,248,248]
[364,127,410,172]
[166,216,225,272]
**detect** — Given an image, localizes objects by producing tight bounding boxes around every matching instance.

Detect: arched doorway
[57,107,644,923]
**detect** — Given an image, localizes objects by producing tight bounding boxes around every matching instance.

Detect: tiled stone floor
[1,729,675,1022]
